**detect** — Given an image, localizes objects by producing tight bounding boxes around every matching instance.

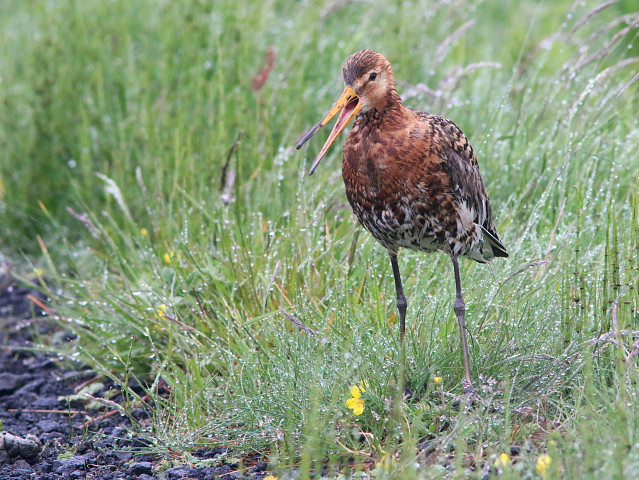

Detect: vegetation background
[1,0,638,478]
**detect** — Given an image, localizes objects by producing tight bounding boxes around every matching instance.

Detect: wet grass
[2,0,639,478]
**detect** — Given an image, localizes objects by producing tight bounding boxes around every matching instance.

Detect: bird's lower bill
[297,86,362,175]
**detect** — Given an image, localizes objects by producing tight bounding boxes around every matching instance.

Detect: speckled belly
[346,190,482,259]
[348,197,448,253]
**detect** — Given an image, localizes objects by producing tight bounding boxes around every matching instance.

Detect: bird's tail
[480,225,508,260]
[467,225,508,263]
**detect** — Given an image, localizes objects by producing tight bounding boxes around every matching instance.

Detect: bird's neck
[356,89,405,130]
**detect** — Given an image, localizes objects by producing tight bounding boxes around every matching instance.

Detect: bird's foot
[452,381,481,408]
[403,384,415,401]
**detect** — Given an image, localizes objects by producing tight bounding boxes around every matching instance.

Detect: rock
[35,460,53,473]
[135,453,160,463]
[253,461,268,472]
[193,447,226,459]
[26,357,56,370]
[36,420,61,433]
[76,442,94,455]
[5,393,36,410]
[70,469,86,479]
[111,427,127,439]
[165,465,199,479]
[216,464,233,475]
[132,407,149,419]
[127,379,146,395]
[0,432,42,464]
[31,395,61,409]
[127,437,152,449]
[51,330,77,344]
[199,467,217,479]
[7,465,33,477]
[115,451,133,462]
[53,455,87,474]
[15,379,44,397]
[0,373,25,395]
[129,461,153,476]
[38,432,64,444]
[18,435,42,463]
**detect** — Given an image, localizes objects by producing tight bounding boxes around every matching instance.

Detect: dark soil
[0,272,271,479]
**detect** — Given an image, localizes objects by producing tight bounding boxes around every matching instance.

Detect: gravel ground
[0,272,271,479]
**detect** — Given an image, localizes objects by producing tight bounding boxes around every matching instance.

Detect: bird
[295,50,508,393]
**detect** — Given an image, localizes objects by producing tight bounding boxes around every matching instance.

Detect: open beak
[295,86,362,175]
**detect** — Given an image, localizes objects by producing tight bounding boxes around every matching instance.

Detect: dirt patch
[0,272,270,479]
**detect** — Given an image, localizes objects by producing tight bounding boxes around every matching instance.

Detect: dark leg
[452,257,474,391]
[390,252,407,342]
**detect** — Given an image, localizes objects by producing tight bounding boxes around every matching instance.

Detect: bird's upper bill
[295,50,394,175]
[295,86,362,175]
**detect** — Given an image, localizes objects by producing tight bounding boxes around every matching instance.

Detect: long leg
[390,252,407,342]
[452,256,474,390]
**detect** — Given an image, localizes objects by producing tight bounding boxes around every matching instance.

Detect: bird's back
[342,106,507,262]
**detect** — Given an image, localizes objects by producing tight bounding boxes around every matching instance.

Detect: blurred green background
[1,1,638,478]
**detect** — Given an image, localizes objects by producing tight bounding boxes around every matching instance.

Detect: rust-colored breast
[341,105,497,259]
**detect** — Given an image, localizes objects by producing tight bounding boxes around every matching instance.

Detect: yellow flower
[163,250,183,263]
[494,452,510,467]
[264,475,278,480]
[155,304,167,318]
[141,227,149,237]
[376,452,396,471]
[434,376,443,384]
[346,385,365,415]
[536,454,552,479]
[347,398,364,415]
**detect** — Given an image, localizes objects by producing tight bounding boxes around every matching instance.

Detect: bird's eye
[369,72,377,81]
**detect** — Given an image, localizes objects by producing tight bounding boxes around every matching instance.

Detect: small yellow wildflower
[163,250,183,263]
[434,376,443,384]
[536,454,552,479]
[376,452,396,472]
[264,475,278,480]
[155,304,167,318]
[494,452,510,467]
[141,227,149,237]
[346,385,365,415]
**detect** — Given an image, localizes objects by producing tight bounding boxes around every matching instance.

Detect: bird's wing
[444,149,491,225]
[442,133,509,259]
[431,117,492,228]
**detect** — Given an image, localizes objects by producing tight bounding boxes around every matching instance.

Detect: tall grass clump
[2,0,639,478]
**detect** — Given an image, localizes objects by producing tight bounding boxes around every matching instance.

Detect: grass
[1,0,639,478]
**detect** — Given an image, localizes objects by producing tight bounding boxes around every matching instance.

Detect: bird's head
[295,50,396,175]
[343,49,395,114]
